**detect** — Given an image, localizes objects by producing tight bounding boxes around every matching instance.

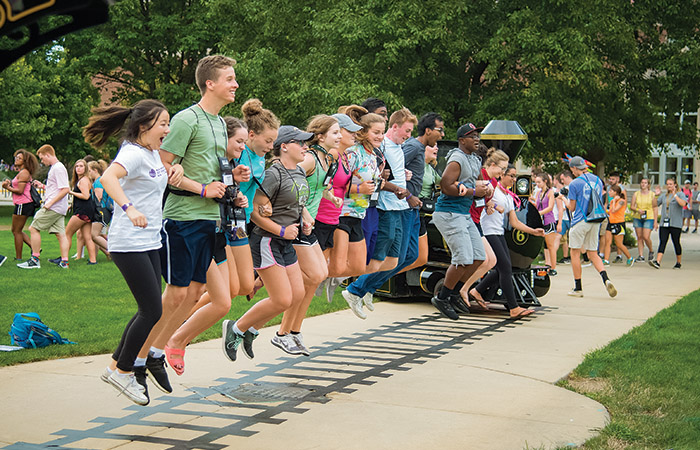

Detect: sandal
[509,308,535,320]
[164,345,185,376]
[468,289,491,311]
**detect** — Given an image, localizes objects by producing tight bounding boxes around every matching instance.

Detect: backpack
[9,313,76,349]
[583,175,607,223]
[29,180,42,209]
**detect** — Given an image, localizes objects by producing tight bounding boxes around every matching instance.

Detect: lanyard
[195,104,227,159]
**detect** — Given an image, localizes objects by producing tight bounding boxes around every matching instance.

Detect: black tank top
[72,181,95,217]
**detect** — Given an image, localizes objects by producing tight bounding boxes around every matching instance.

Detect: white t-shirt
[108,142,168,253]
[45,161,70,215]
[480,186,514,236]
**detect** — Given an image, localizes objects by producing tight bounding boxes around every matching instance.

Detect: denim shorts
[632,218,654,230]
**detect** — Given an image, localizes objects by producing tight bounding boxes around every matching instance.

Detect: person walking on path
[566,156,617,298]
[58,159,98,265]
[681,180,693,233]
[603,185,634,266]
[85,99,175,405]
[690,182,699,233]
[649,178,687,269]
[17,145,70,269]
[2,149,38,261]
[629,177,657,262]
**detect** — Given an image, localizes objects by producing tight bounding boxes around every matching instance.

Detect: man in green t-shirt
[137,55,239,392]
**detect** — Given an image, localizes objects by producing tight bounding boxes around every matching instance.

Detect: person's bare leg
[280,244,327,334]
[11,215,30,259]
[82,222,97,263]
[398,233,428,274]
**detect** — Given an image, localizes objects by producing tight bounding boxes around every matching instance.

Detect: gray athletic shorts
[432,211,485,266]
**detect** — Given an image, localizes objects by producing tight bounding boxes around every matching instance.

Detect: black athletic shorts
[250,232,298,269]
[314,220,337,250]
[338,216,364,243]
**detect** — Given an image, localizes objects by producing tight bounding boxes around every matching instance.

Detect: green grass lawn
[559,288,700,449]
[0,205,354,367]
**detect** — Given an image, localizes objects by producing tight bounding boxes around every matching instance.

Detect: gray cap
[568,156,587,170]
[274,125,314,148]
[332,113,363,132]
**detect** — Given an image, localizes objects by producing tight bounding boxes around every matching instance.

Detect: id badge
[640,211,647,220]
[475,198,486,208]
[662,217,670,227]
[370,180,381,201]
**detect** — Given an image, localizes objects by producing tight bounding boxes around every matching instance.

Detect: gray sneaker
[291,333,310,356]
[315,278,329,299]
[242,329,258,359]
[222,320,244,361]
[342,290,367,319]
[106,371,149,405]
[17,257,40,269]
[271,334,303,355]
[605,280,617,298]
[362,292,375,312]
[326,277,344,304]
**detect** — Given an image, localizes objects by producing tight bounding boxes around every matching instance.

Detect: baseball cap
[456,123,484,139]
[274,125,314,148]
[684,180,691,184]
[332,113,363,132]
[568,156,588,170]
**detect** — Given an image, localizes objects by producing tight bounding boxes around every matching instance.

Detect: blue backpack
[9,313,76,349]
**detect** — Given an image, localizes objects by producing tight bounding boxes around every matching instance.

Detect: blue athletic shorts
[160,219,216,286]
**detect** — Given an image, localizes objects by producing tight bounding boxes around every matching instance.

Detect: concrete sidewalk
[1,235,699,450]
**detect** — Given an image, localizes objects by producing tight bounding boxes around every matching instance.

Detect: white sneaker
[17,257,40,269]
[271,334,303,355]
[362,292,375,312]
[605,280,617,298]
[291,333,310,356]
[107,371,149,405]
[342,290,367,319]
[100,367,113,383]
[567,289,584,297]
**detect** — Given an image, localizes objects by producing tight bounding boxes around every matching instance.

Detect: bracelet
[406,193,412,199]
[279,226,286,237]
[200,183,207,198]
[357,185,360,194]
[121,202,133,212]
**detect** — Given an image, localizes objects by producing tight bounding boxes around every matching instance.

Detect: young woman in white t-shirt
[84,99,181,406]
[469,165,545,319]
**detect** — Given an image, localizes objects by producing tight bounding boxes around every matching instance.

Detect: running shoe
[100,367,113,383]
[449,294,470,315]
[222,320,244,362]
[626,258,635,267]
[342,290,367,320]
[0,255,6,267]
[673,263,682,269]
[693,229,697,234]
[106,372,149,406]
[291,333,310,356]
[648,251,654,261]
[146,355,173,393]
[613,255,623,264]
[58,260,69,269]
[558,257,571,265]
[133,365,150,405]
[567,289,584,298]
[271,333,303,355]
[602,259,610,266]
[242,329,258,359]
[48,256,62,265]
[548,268,558,276]
[605,280,618,298]
[581,261,592,268]
[635,255,645,262]
[648,260,661,269]
[362,292,375,312]
[430,296,459,320]
[326,277,344,304]
[315,278,329,299]
[17,257,40,269]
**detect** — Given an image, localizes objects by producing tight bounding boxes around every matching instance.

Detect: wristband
[357,185,360,194]
[121,202,133,212]
[200,183,207,198]
[280,226,286,237]
[406,193,412,199]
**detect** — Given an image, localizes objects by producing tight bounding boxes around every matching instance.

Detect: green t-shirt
[161,105,227,221]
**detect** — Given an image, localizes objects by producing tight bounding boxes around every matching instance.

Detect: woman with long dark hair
[84,99,179,405]
[2,149,39,260]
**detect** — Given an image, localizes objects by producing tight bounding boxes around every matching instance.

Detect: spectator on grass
[17,145,70,270]
[2,149,39,260]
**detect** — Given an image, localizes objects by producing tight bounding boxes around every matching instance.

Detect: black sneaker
[133,365,150,405]
[222,319,244,361]
[48,256,62,265]
[145,355,173,393]
[430,296,459,320]
[673,263,681,269]
[242,329,258,359]
[648,260,661,269]
[449,294,470,315]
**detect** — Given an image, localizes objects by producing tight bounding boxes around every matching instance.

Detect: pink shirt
[11,173,32,205]
[316,154,352,225]
[45,161,70,215]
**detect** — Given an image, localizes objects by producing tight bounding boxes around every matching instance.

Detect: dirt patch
[567,375,612,395]
[0,225,12,231]
[601,436,631,450]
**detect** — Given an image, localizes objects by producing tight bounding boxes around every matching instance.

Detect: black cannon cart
[375,120,550,307]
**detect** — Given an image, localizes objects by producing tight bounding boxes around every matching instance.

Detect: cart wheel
[532,272,551,297]
[433,277,444,298]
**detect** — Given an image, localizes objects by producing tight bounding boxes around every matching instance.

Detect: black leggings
[657,226,682,256]
[475,234,518,310]
[111,250,163,372]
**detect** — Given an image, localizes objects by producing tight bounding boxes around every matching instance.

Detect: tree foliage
[1,0,698,173]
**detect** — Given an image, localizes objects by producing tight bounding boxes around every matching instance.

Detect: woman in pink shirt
[2,149,39,260]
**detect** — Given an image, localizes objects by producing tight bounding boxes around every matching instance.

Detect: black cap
[274,125,314,148]
[456,123,484,139]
